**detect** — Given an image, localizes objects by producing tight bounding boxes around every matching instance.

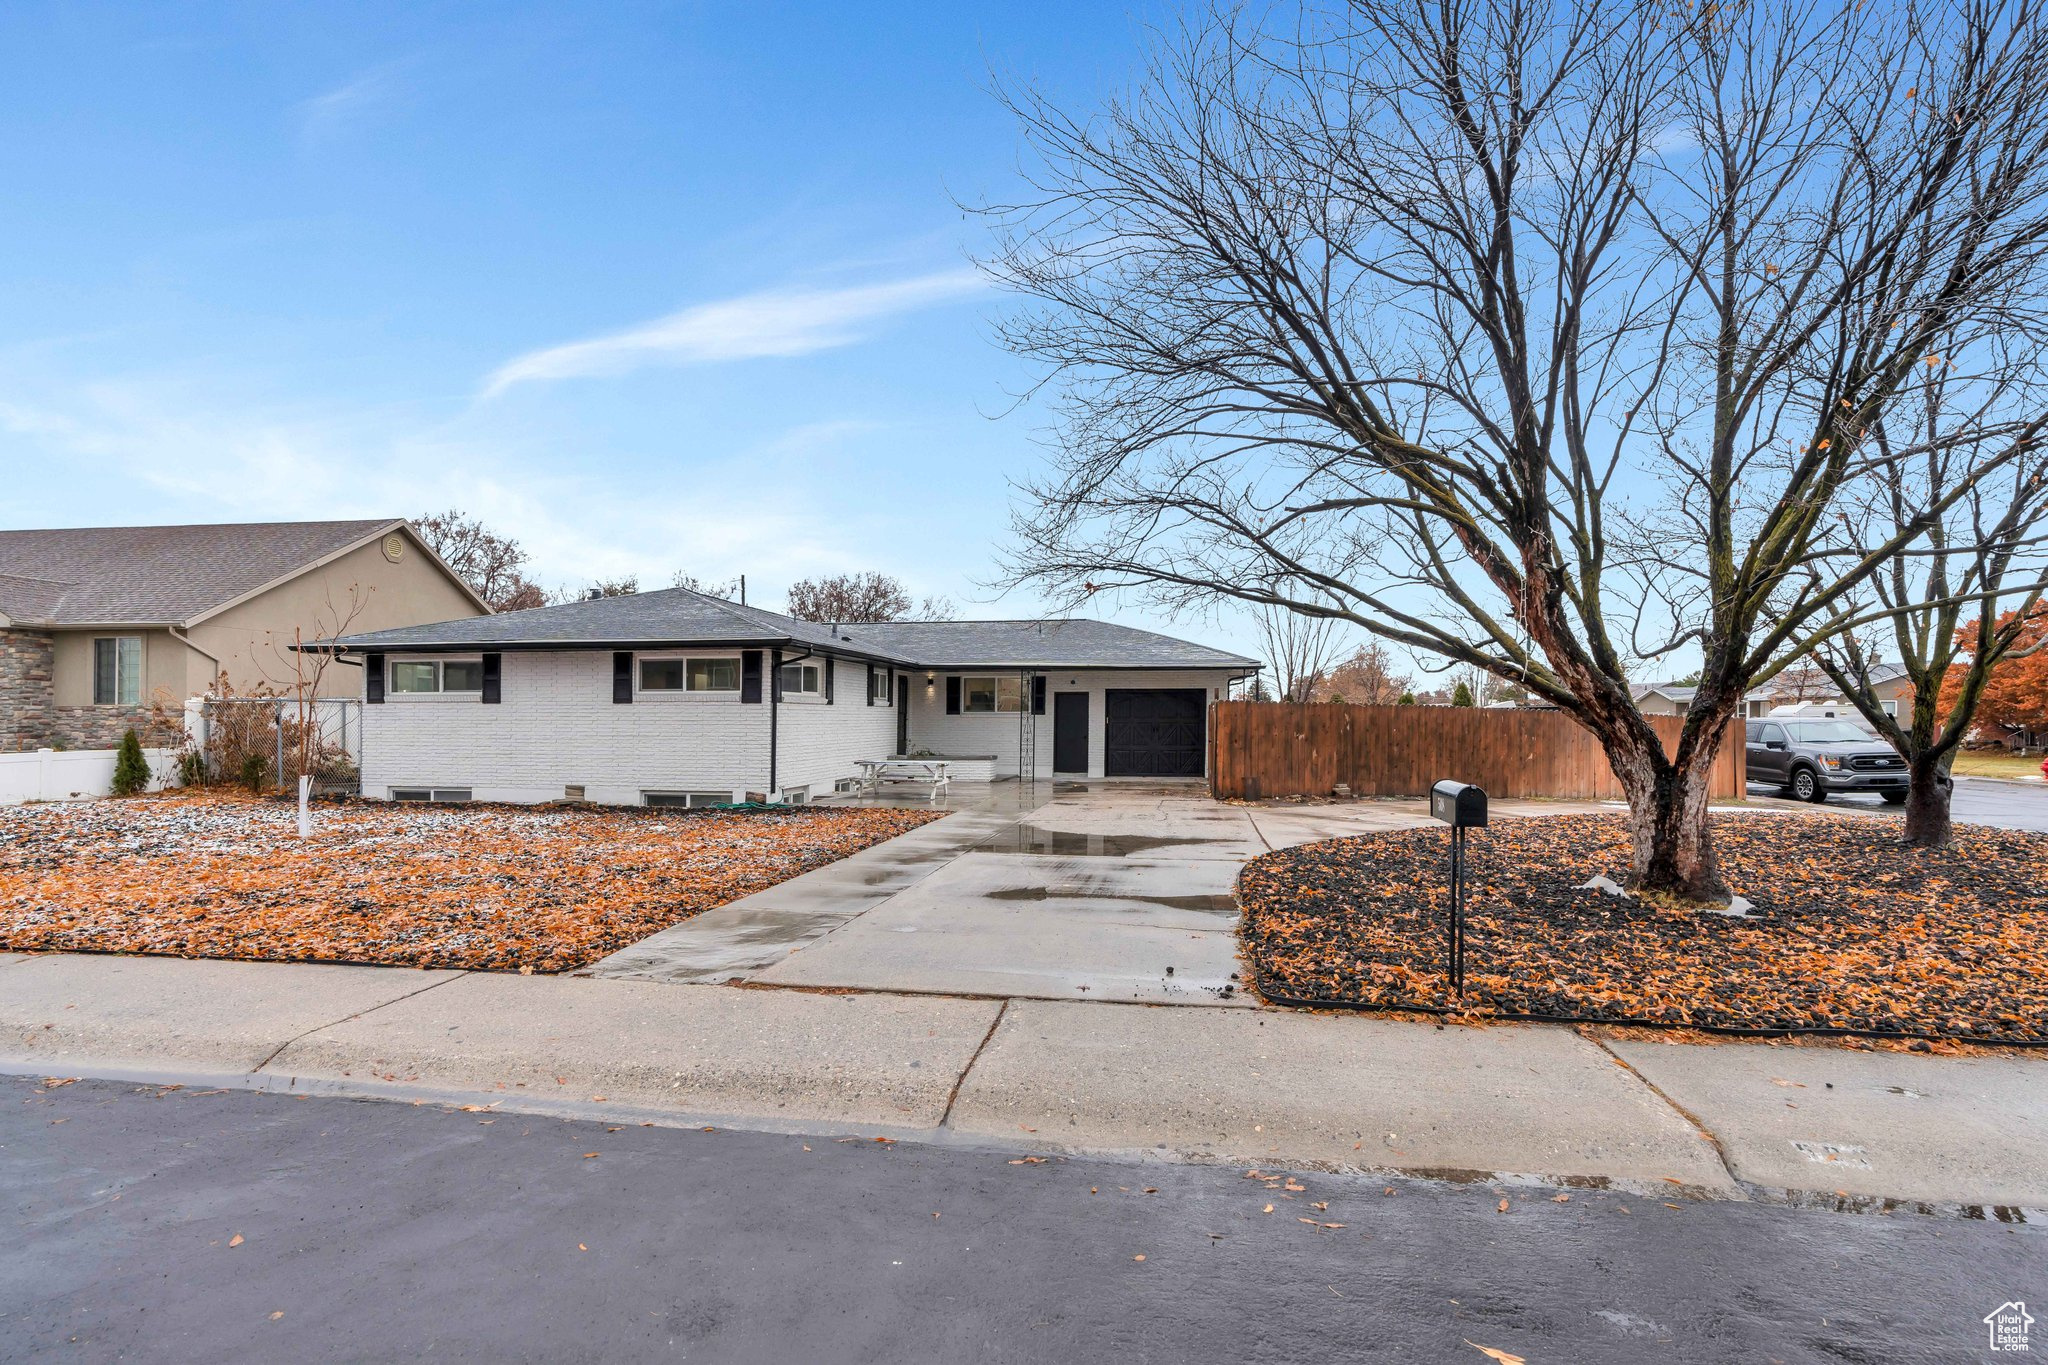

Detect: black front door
[1103,688,1206,777]
[896,673,910,755]
[1053,692,1089,773]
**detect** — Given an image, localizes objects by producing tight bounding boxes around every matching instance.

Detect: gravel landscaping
[1238,811,2047,1044]
[0,792,942,972]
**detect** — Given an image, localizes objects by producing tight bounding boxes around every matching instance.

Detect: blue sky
[0,1,1297,655]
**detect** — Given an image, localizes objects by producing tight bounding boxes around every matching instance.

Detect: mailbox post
[1428,780,1488,997]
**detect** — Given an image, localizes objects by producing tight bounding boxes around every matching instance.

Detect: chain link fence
[193,698,362,795]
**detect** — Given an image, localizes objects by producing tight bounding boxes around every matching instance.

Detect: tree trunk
[1603,720,1732,905]
[1902,751,1954,848]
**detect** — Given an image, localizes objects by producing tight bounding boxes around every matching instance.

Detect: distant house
[332,588,1258,804]
[0,520,487,751]
[1631,666,1914,726]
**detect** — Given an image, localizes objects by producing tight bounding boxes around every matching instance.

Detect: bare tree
[1807,365,2048,844]
[671,572,742,600]
[982,0,2048,902]
[786,572,929,623]
[1252,599,1340,701]
[414,510,546,612]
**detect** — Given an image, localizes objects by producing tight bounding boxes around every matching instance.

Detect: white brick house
[331,588,1257,805]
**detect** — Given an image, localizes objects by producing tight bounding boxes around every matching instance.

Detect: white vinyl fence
[0,746,181,804]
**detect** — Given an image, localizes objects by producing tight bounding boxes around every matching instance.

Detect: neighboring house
[1632,666,1914,726]
[1632,684,1696,716]
[0,520,488,752]
[332,588,1258,804]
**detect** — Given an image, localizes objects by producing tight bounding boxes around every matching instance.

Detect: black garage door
[1104,689,1207,777]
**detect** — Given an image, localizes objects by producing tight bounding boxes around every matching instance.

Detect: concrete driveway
[587,783,1603,1006]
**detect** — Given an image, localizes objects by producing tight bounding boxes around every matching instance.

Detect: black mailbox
[1429,780,1488,828]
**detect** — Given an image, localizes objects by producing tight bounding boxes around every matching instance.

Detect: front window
[390,659,480,694]
[92,636,142,706]
[962,675,1025,713]
[1782,720,1875,744]
[641,657,740,692]
[871,669,893,704]
[779,662,821,695]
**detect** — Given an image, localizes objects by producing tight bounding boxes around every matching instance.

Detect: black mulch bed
[1236,811,2047,1044]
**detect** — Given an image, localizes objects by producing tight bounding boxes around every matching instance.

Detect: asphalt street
[3,1078,2039,1363]
[1747,774,2048,831]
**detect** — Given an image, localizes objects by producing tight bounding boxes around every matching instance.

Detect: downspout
[769,648,780,795]
[167,624,223,691]
[767,644,819,799]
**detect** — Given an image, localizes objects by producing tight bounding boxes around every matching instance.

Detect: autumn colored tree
[985,0,2048,902]
[1942,607,2048,736]
[1318,641,1411,706]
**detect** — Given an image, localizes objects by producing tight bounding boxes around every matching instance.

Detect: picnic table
[855,758,951,800]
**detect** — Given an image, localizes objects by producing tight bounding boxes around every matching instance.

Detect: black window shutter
[481,653,502,704]
[365,653,385,704]
[1031,676,1047,715]
[613,652,633,704]
[945,676,960,714]
[865,662,875,706]
[740,650,762,703]
[824,657,835,704]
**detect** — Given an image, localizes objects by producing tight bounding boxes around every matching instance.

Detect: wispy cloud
[479,268,984,398]
[295,61,409,143]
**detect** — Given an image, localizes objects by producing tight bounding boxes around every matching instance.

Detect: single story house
[330,587,1258,804]
[1632,665,1913,725]
[0,519,487,751]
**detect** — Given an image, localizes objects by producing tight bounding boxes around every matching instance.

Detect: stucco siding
[193,530,481,698]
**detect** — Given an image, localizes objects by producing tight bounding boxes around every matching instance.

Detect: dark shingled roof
[0,519,402,627]
[337,588,1257,671]
[848,618,1258,670]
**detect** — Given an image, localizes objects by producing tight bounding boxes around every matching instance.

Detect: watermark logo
[1985,1301,2034,1353]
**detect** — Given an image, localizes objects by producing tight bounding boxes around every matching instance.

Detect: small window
[870,669,893,705]
[92,636,143,706]
[390,661,441,694]
[779,663,822,695]
[390,787,472,802]
[640,658,686,691]
[688,658,739,691]
[645,791,733,808]
[781,786,810,805]
[962,675,1025,713]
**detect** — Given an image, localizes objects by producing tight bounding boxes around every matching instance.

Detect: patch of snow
[1575,874,1629,897]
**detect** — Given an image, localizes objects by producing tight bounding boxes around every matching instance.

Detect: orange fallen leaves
[0,791,943,972]
[1240,812,2048,1043]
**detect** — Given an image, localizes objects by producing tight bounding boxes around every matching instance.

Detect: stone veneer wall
[1,627,54,751]
[49,703,176,751]
[1,627,181,752]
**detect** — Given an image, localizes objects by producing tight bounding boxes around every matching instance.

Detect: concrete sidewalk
[4,950,2043,1212]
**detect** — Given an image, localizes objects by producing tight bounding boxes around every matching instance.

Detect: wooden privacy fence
[1208,701,1745,801]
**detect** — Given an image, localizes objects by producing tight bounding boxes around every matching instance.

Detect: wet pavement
[5,1077,2037,1364]
[588,783,1613,1003]
[1746,774,2048,832]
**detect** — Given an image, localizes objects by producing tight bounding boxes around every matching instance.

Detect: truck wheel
[1791,767,1825,803]
[1881,790,1908,805]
